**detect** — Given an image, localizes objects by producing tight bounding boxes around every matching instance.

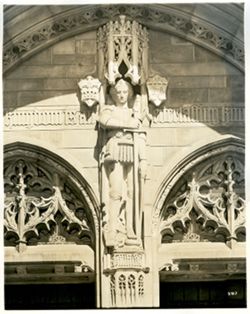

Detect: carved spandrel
[4,160,93,251]
[161,155,245,244]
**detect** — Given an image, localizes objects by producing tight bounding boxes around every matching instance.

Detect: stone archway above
[3,3,244,74]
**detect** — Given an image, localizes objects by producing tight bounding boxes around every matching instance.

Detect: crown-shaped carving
[146,75,169,107]
[78,76,102,107]
[97,15,148,85]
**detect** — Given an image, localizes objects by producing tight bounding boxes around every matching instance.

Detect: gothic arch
[4,135,100,200]
[152,136,245,242]
[4,141,100,250]
[3,4,244,74]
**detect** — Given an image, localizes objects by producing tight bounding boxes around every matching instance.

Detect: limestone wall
[3,28,245,203]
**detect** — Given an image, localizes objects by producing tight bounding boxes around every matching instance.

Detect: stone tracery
[160,154,245,244]
[4,155,95,252]
[109,271,145,307]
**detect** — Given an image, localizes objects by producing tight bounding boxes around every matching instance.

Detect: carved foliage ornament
[160,155,245,243]
[3,5,244,73]
[78,75,102,107]
[146,75,169,107]
[4,159,92,251]
[97,15,148,85]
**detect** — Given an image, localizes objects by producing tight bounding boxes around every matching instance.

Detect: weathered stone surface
[14,93,80,108]
[208,88,245,102]
[169,76,226,89]
[7,65,97,79]
[215,126,245,138]
[170,36,193,45]
[62,130,98,148]
[75,31,96,40]
[23,49,52,65]
[59,148,98,167]
[75,40,96,54]
[52,38,75,54]
[4,79,45,91]
[52,54,96,65]
[3,92,17,108]
[17,91,72,107]
[169,88,208,104]
[149,32,194,63]
[150,44,194,63]
[194,46,224,62]
[147,147,164,166]
[147,127,219,146]
[43,78,76,90]
[227,75,245,89]
[150,62,241,77]
[149,30,171,45]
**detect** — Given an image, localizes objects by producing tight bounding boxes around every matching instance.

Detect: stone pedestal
[101,249,155,308]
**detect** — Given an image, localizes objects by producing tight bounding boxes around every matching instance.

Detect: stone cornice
[3,4,244,74]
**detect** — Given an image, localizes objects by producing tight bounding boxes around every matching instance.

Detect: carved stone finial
[146,75,169,107]
[78,76,102,107]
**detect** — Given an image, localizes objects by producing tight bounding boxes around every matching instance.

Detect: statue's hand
[129,118,141,129]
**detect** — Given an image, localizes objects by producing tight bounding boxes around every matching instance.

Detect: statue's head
[110,79,133,106]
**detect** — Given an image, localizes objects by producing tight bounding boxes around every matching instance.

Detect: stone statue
[99,79,147,248]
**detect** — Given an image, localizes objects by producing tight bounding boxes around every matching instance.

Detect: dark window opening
[5,283,96,310]
[160,280,246,308]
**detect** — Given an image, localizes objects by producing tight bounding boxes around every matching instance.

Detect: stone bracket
[103,251,149,273]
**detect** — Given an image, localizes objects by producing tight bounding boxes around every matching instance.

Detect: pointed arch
[3,4,244,74]
[4,140,100,247]
[152,136,245,236]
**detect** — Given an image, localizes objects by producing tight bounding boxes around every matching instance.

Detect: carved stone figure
[99,79,147,248]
